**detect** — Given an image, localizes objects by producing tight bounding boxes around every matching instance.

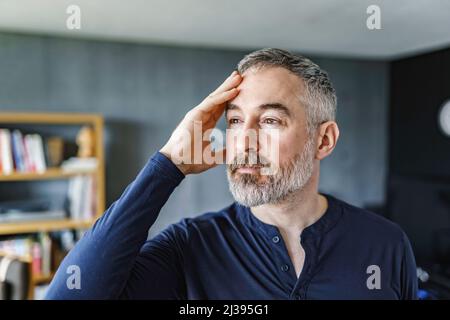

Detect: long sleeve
[45,152,185,299]
[400,232,418,300]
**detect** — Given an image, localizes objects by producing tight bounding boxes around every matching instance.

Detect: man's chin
[227,179,270,207]
[230,172,270,185]
[231,193,268,208]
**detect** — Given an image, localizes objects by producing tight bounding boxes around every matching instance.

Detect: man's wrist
[159,148,190,175]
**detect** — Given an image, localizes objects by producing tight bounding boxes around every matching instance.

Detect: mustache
[228,152,271,172]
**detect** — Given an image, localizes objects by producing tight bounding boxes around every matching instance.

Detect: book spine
[40,233,52,276]
[31,242,42,276]
[0,129,14,174]
[22,134,31,172]
[11,130,24,172]
[33,134,47,173]
[24,135,36,172]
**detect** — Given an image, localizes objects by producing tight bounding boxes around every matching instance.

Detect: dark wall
[0,32,389,236]
[389,47,450,264]
[390,48,450,178]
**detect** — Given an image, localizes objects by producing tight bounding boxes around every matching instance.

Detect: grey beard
[226,139,315,207]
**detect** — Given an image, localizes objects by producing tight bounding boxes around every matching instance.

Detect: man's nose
[235,121,260,154]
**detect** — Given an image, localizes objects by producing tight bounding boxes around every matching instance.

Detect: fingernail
[231,70,237,76]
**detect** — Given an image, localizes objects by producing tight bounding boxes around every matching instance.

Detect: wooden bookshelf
[0,112,106,299]
[0,167,96,182]
[0,218,96,235]
[0,112,105,220]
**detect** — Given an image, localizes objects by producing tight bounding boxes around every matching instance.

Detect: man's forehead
[230,67,304,110]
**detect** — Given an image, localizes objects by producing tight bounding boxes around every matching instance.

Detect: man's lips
[234,165,265,174]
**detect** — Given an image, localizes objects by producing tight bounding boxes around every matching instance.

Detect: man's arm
[45,152,185,299]
[46,71,242,299]
[400,232,418,300]
[118,220,190,299]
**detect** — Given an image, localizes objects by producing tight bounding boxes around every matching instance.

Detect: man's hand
[160,70,242,175]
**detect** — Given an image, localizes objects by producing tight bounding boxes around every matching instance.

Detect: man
[46,48,417,300]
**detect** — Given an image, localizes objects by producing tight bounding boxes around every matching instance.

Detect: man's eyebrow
[225,103,291,117]
[258,103,291,117]
[225,103,241,113]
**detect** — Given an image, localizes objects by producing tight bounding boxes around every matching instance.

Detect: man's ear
[315,121,339,160]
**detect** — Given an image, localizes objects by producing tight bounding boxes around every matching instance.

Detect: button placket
[267,231,297,292]
[292,235,316,299]
[272,235,291,273]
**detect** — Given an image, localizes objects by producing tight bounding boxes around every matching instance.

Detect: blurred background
[0,0,449,299]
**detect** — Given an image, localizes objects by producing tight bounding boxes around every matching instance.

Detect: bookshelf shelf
[32,272,55,285]
[0,168,96,181]
[0,112,103,125]
[0,218,96,235]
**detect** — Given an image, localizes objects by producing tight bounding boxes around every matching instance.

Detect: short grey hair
[237,48,337,134]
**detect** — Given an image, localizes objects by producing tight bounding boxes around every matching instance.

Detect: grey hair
[237,48,337,134]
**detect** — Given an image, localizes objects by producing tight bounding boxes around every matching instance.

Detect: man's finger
[210,72,242,96]
[198,88,239,113]
[210,71,237,95]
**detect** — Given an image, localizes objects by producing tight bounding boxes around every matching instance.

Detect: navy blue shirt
[46,152,418,300]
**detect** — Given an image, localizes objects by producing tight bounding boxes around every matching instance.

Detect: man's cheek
[225,135,237,164]
[259,129,281,167]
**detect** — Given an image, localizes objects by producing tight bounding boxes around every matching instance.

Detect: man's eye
[228,118,241,124]
[263,118,279,125]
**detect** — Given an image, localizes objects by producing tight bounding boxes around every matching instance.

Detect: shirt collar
[237,193,343,239]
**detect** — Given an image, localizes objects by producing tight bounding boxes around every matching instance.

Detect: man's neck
[250,172,328,236]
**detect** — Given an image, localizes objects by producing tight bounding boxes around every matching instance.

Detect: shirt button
[272,236,280,243]
[281,264,289,272]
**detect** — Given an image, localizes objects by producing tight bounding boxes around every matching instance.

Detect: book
[33,134,47,173]
[0,129,14,175]
[67,175,96,221]
[39,233,52,276]
[31,243,42,275]
[21,133,32,172]
[0,130,71,175]
[11,130,25,172]
[24,134,36,172]
[0,234,53,279]
[0,237,33,259]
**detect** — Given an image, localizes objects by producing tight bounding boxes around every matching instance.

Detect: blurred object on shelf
[45,137,64,167]
[66,175,97,221]
[76,126,95,158]
[0,199,66,223]
[61,157,97,172]
[0,255,31,300]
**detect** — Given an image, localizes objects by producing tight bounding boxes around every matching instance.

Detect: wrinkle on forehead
[233,66,306,117]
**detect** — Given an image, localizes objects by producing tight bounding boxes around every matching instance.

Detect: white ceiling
[0,0,449,59]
